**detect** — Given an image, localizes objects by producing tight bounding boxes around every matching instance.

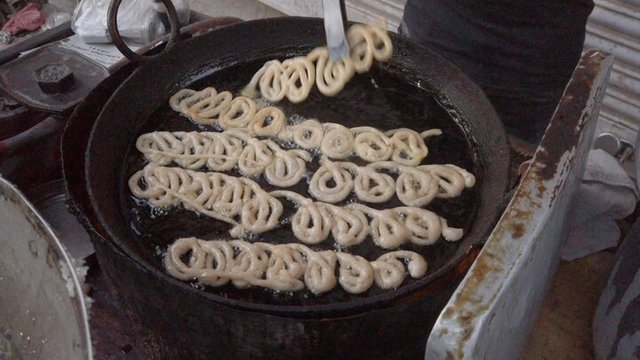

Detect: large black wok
[75,16,509,359]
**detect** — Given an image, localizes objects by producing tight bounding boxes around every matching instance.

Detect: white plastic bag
[71,0,189,45]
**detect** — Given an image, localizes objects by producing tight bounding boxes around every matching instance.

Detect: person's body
[401,0,594,143]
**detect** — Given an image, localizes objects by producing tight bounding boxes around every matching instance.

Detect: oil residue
[121,56,479,306]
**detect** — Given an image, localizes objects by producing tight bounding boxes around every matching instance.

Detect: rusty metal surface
[425,49,614,359]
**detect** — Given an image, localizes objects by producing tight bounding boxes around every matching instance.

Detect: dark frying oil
[122,57,478,306]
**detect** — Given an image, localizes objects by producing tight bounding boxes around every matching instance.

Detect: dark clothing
[402,0,594,143]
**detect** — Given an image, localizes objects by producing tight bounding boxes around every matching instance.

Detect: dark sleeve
[402,0,594,96]
[401,0,594,143]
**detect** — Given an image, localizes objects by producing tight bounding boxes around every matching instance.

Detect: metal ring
[107,0,181,62]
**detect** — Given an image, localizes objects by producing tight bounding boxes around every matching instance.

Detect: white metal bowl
[0,176,92,359]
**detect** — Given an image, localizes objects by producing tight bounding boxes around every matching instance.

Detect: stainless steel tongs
[322,0,350,61]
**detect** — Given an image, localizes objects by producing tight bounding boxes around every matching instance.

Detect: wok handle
[107,0,181,62]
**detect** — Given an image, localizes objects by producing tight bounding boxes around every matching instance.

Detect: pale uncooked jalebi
[346,203,464,248]
[278,121,442,166]
[140,22,479,299]
[271,190,369,247]
[169,87,442,166]
[308,158,475,205]
[136,131,243,172]
[371,162,476,206]
[164,237,428,294]
[128,163,283,237]
[136,130,311,188]
[271,190,462,249]
[169,87,287,136]
[242,22,392,100]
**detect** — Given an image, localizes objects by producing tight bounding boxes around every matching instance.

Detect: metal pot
[0,177,91,360]
[65,16,510,359]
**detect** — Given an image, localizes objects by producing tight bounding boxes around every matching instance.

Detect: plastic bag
[71,0,190,45]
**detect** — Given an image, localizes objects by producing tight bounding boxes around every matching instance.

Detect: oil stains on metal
[430,49,613,358]
[535,50,608,181]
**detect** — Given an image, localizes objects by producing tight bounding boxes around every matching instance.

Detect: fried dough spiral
[136,130,310,188]
[308,159,475,206]
[371,161,476,206]
[270,190,461,249]
[270,190,333,245]
[347,22,393,72]
[128,164,283,237]
[242,22,392,101]
[307,47,356,97]
[169,87,287,135]
[277,119,325,150]
[169,87,442,166]
[346,203,464,249]
[271,190,369,247]
[308,158,354,203]
[164,237,428,294]
[136,131,243,172]
[278,123,441,165]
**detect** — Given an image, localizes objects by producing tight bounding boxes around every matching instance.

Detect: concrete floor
[524,252,616,359]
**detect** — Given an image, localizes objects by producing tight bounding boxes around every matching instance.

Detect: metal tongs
[322,0,350,61]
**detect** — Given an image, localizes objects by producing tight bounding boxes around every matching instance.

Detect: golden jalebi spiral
[128,164,283,237]
[164,237,427,294]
